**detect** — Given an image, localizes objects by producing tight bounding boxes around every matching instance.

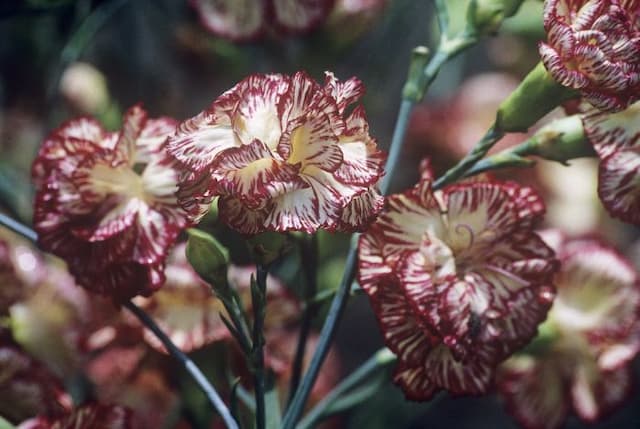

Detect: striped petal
[191,0,265,41]
[271,0,334,33]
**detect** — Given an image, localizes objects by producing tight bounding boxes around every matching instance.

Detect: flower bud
[468,0,525,35]
[496,62,578,132]
[185,228,230,294]
[518,115,594,163]
[246,231,292,266]
[59,62,109,115]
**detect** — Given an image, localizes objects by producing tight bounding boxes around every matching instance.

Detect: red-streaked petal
[211,139,306,208]
[323,71,365,114]
[588,123,640,225]
[25,403,133,429]
[582,101,640,159]
[334,107,386,186]
[271,0,334,33]
[423,343,496,395]
[167,110,237,173]
[135,117,178,163]
[553,239,640,343]
[367,278,435,366]
[217,196,270,235]
[571,361,632,422]
[336,186,384,232]
[191,0,265,41]
[443,182,520,254]
[284,113,343,171]
[0,343,72,423]
[232,74,289,148]
[392,362,438,401]
[498,356,568,429]
[115,105,146,162]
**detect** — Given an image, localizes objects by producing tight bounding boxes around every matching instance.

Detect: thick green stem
[288,235,319,405]
[432,125,504,189]
[252,265,269,429]
[297,349,396,429]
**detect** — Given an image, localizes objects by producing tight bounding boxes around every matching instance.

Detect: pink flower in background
[582,101,640,225]
[32,105,190,301]
[358,164,557,399]
[18,404,132,429]
[498,232,640,429]
[540,0,640,111]
[191,0,336,41]
[130,243,300,353]
[168,71,385,234]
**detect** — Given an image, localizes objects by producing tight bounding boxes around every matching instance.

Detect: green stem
[288,235,319,405]
[432,125,504,189]
[297,349,396,429]
[0,215,239,429]
[252,265,269,429]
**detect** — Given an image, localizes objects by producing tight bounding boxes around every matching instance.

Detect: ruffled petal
[191,0,265,41]
[211,139,306,208]
[271,0,334,33]
[498,356,568,429]
[582,100,640,159]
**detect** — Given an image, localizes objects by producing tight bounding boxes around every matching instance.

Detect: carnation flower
[498,232,640,429]
[167,71,385,234]
[191,0,335,41]
[0,340,72,424]
[582,101,640,225]
[18,404,132,429]
[358,164,557,399]
[32,105,190,301]
[539,0,640,111]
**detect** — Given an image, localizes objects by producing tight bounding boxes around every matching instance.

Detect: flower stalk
[288,235,319,405]
[251,264,269,429]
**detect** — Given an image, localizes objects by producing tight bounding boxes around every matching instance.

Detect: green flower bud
[247,231,292,266]
[468,0,525,35]
[518,115,595,163]
[185,228,230,294]
[496,62,579,132]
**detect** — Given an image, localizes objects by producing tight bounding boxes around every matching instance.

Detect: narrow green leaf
[323,373,385,417]
[0,416,17,429]
[265,388,282,429]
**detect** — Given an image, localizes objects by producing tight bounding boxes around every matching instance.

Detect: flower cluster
[498,232,640,429]
[32,106,190,301]
[358,163,557,399]
[540,0,640,111]
[167,71,385,234]
[582,101,640,225]
[191,0,336,41]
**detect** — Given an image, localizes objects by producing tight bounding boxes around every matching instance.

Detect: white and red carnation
[582,101,640,224]
[167,71,385,234]
[32,105,190,301]
[191,0,335,41]
[18,403,132,429]
[498,233,640,429]
[357,166,557,399]
[539,0,640,111]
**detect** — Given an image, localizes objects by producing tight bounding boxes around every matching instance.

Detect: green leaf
[185,228,230,294]
[323,373,386,416]
[265,388,282,429]
[0,416,17,429]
